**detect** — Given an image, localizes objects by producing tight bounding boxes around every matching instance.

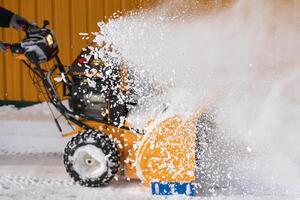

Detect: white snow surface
[0,103,151,200]
[0,103,299,200]
[0,104,299,199]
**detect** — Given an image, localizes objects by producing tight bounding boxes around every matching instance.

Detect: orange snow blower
[1,20,215,196]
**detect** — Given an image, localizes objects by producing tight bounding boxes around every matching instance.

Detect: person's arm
[0,6,14,28]
[0,7,34,52]
[0,6,31,31]
[0,7,15,51]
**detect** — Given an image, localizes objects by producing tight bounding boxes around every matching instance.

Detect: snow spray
[94,0,300,195]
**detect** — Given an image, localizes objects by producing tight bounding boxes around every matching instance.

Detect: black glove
[9,14,37,32]
[0,41,6,52]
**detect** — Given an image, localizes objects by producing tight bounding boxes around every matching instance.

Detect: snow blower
[1,20,215,196]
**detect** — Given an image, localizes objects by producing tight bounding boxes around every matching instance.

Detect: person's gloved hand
[0,42,6,52]
[9,14,29,31]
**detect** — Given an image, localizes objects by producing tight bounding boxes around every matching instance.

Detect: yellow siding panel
[52,0,72,99]
[3,0,22,101]
[36,0,53,28]
[36,0,54,101]
[0,0,5,100]
[0,0,149,102]
[121,0,138,12]
[70,0,89,60]
[87,0,104,34]
[0,29,5,100]
[53,0,72,65]
[19,0,39,102]
[104,0,121,21]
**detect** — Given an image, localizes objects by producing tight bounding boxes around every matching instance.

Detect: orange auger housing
[134,105,207,186]
[136,116,196,185]
[63,105,207,187]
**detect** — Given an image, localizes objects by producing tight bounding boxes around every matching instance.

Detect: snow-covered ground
[0,104,150,200]
[0,103,299,200]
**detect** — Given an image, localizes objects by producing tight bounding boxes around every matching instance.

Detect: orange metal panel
[19,0,39,102]
[52,0,72,99]
[3,0,22,101]
[36,0,54,101]
[53,0,72,65]
[0,30,5,100]
[0,0,142,102]
[0,0,5,100]
[70,0,89,60]
[87,0,104,36]
[36,0,53,27]
[104,0,121,21]
[121,0,138,12]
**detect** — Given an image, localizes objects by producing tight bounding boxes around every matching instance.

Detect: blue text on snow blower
[151,182,196,196]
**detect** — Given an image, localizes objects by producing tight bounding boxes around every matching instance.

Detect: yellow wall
[0,0,230,102]
[0,0,144,102]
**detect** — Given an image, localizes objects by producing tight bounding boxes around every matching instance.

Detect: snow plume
[94,0,300,195]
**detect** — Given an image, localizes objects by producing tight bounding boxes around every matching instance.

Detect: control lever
[43,20,50,28]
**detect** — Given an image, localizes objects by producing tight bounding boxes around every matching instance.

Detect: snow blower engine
[68,44,130,125]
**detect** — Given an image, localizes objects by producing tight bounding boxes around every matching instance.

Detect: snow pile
[92,0,300,195]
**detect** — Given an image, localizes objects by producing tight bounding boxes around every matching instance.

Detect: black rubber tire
[64,130,120,187]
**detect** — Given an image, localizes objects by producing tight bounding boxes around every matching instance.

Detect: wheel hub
[85,158,94,165]
[72,144,107,179]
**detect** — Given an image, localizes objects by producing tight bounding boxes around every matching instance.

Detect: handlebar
[23,20,49,34]
[1,19,58,64]
[20,19,50,34]
[1,19,50,52]
[1,42,25,54]
[0,20,42,54]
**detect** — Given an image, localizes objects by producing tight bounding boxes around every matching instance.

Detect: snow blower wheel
[64,130,120,187]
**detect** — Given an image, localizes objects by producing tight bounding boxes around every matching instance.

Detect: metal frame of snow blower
[21,54,143,135]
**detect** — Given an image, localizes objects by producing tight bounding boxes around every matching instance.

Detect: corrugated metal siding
[0,0,143,102]
[0,0,231,102]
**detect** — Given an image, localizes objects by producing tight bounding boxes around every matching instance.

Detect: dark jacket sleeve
[0,7,14,28]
